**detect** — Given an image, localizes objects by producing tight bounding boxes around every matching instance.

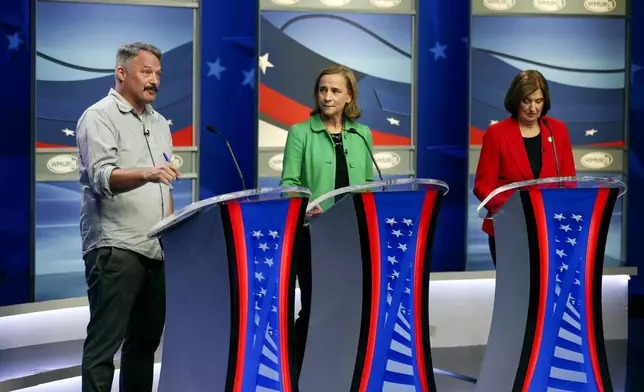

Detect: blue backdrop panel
[199,0,258,198]
[628,0,644,295]
[416,0,469,271]
[0,0,32,305]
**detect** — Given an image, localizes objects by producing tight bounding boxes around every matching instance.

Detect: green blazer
[280,114,375,211]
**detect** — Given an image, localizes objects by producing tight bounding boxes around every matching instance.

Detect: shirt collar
[109,88,154,115]
[310,113,357,132]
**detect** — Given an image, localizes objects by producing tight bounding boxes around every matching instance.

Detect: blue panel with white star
[199,0,258,199]
[416,0,470,272]
[0,0,32,304]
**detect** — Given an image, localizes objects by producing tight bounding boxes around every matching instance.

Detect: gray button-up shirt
[76,89,173,260]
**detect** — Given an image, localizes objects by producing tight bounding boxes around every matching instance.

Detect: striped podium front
[301,185,446,392]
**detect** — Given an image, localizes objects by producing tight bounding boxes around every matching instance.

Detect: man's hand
[144,163,181,185]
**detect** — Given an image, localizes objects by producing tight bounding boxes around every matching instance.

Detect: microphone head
[206,125,217,133]
[541,118,549,127]
[347,128,358,134]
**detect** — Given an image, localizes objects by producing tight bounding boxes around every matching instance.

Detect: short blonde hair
[310,64,362,121]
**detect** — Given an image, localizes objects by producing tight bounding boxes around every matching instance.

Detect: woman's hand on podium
[307,205,323,217]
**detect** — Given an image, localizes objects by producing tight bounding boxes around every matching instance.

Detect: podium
[146,187,311,392]
[474,176,626,392]
[299,178,449,392]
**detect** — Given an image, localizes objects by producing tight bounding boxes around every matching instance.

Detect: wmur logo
[483,0,515,11]
[580,151,614,169]
[270,0,300,4]
[533,0,566,12]
[46,154,78,174]
[584,0,617,12]
[369,0,402,8]
[319,0,352,6]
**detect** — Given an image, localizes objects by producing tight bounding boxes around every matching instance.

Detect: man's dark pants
[81,247,166,392]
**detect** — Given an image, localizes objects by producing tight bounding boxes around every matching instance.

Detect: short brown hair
[310,65,362,121]
[504,70,551,118]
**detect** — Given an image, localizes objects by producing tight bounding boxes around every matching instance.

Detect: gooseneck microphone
[542,118,562,186]
[347,128,384,182]
[206,125,247,191]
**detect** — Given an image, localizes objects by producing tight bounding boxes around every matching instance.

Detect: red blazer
[473,116,576,236]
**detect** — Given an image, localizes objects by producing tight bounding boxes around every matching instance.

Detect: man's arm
[76,110,179,197]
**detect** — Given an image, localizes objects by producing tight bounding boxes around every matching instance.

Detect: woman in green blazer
[279,64,375,378]
[280,65,375,214]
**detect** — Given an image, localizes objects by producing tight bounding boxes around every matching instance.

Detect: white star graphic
[7,33,22,51]
[62,128,74,136]
[242,68,255,88]
[429,41,447,60]
[489,120,499,125]
[255,272,265,281]
[269,230,279,239]
[392,229,403,237]
[252,230,263,238]
[259,287,267,297]
[264,257,274,268]
[207,58,227,80]
[585,129,598,136]
[387,117,400,126]
[566,237,577,246]
[571,214,583,222]
[258,53,274,74]
[386,218,397,225]
[560,224,572,232]
[258,243,269,251]
[397,243,407,252]
[559,262,568,272]
[556,249,567,258]
[554,213,565,221]
[402,218,413,226]
[388,256,398,265]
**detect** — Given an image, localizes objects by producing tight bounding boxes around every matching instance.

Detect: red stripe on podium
[522,190,550,392]
[228,202,249,392]
[278,198,302,392]
[413,190,437,392]
[358,193,382,392]
[585,188,610,392]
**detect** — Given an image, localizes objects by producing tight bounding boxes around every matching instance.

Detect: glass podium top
[306,178,449,213]
[147,186,311,238]
[476,176,627,219]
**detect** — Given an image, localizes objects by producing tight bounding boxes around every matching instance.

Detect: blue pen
[163,152,179,182]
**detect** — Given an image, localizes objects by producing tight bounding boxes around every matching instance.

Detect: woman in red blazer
[473,70,576,265]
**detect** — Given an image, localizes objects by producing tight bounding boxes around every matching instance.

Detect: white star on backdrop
[258,53,274,74]
[166,119,173,126]
[242,68,255,88]
[489,120,499,125]
[6,33,22,51]
[585,129,598,136]
[207,58,226,80]
[62,128,74,136]
[387,117,400,126]
[429,41,447,60]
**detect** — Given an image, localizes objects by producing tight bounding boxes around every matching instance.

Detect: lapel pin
[548,136,552,142]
